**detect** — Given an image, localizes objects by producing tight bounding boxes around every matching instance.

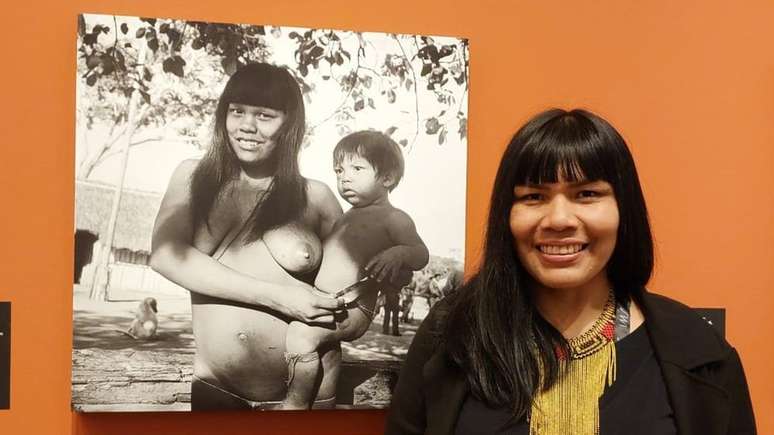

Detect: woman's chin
[530,270,599,292]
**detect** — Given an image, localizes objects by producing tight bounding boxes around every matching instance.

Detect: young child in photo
[281,130,429,409]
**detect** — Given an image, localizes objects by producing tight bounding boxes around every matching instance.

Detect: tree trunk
[89,43,147,301]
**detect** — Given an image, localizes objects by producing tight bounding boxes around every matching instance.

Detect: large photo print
[72,13,468,412]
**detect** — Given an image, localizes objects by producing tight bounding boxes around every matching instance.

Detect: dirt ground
[71,285,425,411]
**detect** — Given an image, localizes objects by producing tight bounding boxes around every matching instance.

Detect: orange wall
[1,0,772,433]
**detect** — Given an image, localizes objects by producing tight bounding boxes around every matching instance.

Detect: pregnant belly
[191,239,303,401]
[191,301,289,400]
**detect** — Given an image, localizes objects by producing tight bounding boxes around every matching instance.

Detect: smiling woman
[385,109,757,435]
[149,62,345,410]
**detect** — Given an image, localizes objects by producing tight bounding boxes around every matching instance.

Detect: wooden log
[72,350,402,410]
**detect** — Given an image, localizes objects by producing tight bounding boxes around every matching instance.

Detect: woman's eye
[229,108,243,115]
[517,193,543,202]
[256,112,275,120]
[578,190,599,199]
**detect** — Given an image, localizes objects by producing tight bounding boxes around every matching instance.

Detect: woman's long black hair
[190,62,307,241]
[445,109,654,419]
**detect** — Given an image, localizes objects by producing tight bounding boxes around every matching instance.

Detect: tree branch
[397,36,420,152]
[110,16,124,86]
[96,135,165,163]
[79,102,151,179]
[170,19,189,54]
[112,16,119,47]
[457,40,470,118]
[309,40,363,130]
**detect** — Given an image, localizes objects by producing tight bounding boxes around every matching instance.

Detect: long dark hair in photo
[444,109,654,418]
[190,62,307,241]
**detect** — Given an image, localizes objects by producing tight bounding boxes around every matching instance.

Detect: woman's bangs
[513,124,610,186]
[223,71,290,112]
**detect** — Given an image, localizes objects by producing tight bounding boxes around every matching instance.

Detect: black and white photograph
[72,13,468,412]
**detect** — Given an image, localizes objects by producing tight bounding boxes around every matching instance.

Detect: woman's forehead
[513,178,611,189]
[228,102,283,113]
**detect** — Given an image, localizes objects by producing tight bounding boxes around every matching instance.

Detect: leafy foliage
[76,14,469,179]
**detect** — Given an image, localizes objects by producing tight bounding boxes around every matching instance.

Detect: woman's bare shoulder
[305,178,333,194]
[159,159,201,200]
[156,159,201,206]
[160,159,199,192]
[305,178,338,204]
[303,178,342,236]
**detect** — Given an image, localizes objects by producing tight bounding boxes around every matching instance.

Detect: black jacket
[385,292,756,435]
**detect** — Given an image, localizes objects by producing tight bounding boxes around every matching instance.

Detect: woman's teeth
[237,138,261,149]
[538,244,585,255]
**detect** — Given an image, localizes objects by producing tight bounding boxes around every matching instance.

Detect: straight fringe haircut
[445,109,654,419]
[190,62,308,241]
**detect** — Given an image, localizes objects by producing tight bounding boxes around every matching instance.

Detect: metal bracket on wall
[0,301,9,410]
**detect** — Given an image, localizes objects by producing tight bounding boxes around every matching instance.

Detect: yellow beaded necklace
[529,290,618,435]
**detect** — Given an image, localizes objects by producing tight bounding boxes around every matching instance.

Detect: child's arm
[365,209,429,284]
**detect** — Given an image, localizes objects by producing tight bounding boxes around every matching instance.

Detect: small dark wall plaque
[694,307,725,338]
[0,302,8,409]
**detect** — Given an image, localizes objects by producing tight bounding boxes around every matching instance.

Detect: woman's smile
[536,242,589,264]
[234,137,265,151]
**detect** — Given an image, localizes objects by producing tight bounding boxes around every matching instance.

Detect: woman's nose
[541,196,578,229]
[239,116,258,133]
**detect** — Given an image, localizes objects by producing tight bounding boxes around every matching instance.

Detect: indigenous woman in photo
[385,109,756,434]
[150,62,344,410]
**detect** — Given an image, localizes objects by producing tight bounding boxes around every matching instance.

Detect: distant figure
[426,272,444,308]
[382,287,401,336]
[441,266,464,297]
[125,297,158,340]
[400,286,415,323]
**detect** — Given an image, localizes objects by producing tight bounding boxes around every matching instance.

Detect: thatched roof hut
[75,180,162,253]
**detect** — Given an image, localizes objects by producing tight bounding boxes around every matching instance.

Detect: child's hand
[365,247,406,284]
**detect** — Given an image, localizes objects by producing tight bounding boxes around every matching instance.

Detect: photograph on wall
[72,13,468,412]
